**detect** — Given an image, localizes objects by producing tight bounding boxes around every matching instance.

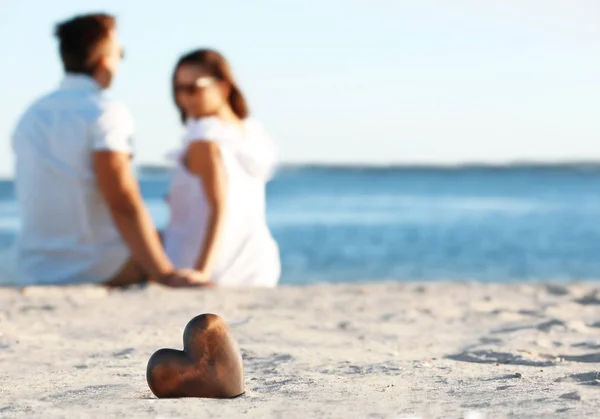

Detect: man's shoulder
[13,92,135,146]
[17,90,58,118]
[16,89,132,121]
[92,96,135,133]
[12,92,58,138]
[94,94,130,112]
[87,94,131,120]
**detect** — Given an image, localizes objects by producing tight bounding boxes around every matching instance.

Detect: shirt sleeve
[185,117,221,144]
[90,100,135,154]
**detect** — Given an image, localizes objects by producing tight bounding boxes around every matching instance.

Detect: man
[11,13,198,286]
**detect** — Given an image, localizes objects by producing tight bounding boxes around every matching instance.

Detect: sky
[0,0,598,176]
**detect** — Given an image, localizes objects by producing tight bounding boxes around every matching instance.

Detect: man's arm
[94,151,174,280]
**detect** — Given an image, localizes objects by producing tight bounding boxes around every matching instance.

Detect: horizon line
[137,160,600,170]
[1,160,600,180]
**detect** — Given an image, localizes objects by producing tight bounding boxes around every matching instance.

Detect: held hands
[157,269,215,288]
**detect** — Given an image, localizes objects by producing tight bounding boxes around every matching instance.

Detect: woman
[162,49,280,287]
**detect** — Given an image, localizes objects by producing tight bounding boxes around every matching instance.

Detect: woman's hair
[172,48,249,123]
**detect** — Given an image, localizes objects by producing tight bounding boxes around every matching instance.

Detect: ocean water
[2,165,600,284]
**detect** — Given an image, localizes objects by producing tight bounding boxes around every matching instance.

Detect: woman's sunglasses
[175,77,217,95]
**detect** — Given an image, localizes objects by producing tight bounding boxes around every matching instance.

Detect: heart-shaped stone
[146,313,244,398]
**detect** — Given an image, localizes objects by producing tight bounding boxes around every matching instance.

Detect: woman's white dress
[163,116,281,287]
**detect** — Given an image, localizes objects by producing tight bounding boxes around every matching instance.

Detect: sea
[2,164,600,285]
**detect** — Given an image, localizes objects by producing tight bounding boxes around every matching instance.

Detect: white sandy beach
[1,281,600,418]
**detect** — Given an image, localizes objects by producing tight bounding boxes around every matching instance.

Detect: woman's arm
[185,140,228,276]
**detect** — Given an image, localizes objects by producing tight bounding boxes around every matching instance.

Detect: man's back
[12,74,134,284]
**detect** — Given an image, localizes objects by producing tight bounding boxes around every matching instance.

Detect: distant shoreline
[137,161,600,172]
[2,161,600,181]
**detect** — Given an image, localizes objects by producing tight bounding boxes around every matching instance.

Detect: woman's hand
[159,269,215,288]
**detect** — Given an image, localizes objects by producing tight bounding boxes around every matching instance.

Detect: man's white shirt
[10,74,134,285]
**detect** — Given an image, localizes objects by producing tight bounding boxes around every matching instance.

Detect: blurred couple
[7,13,280,288]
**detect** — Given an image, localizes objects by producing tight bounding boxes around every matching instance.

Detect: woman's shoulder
[243,118,270,138]
[185,116,271,144]
[185,116,223,142]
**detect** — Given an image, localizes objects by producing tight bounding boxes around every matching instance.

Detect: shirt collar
[59,73,102,91]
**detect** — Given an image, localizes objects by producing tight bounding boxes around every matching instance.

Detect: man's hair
[54,13,116,75]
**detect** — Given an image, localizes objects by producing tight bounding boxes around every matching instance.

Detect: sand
[1,281,600,418]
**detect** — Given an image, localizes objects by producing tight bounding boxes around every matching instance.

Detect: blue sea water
[2,165,600,284]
